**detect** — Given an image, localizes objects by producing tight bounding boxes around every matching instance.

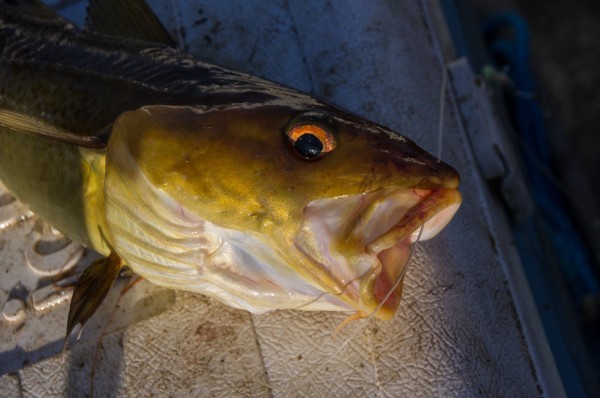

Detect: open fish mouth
[296,187,461,319]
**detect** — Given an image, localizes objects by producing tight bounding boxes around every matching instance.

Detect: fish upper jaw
[296,187,461,319]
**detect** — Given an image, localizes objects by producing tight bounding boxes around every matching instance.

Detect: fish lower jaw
[297,187,462,319]
[354,235,412,319]
[355,189,462,318]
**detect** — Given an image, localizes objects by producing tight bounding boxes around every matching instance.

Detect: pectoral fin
[66,252,123,338]
[0,109,107,148]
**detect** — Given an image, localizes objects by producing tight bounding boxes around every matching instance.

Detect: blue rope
[485,12,600,299]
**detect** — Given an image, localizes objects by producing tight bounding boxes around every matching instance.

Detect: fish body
[0,0,461,330]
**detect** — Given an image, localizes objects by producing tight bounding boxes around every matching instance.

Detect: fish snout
[359,131,460,191]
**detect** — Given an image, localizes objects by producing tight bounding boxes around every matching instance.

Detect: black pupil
[294,133,323,158]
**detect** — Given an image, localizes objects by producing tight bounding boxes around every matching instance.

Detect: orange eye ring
[288,124,336,151]
[286,122,336,160]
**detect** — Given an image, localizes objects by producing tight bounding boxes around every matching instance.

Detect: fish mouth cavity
[297,187,461,318]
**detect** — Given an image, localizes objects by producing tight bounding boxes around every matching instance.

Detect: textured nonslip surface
[0,0,561,396]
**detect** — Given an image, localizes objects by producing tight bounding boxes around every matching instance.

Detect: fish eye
[285,114,336,160]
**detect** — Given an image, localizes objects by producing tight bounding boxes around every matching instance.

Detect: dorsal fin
[0,0,72,27]
[85,0,176,47]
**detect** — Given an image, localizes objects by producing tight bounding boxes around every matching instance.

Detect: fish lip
[365,188,462,254]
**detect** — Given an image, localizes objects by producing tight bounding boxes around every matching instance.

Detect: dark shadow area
[443,0,600,396]
[0,340,63,376]
[66,331,125,398]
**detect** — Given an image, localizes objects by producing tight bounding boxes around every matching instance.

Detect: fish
[0,0,461,338]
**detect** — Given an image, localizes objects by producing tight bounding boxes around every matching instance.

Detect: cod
[0,0,461,336]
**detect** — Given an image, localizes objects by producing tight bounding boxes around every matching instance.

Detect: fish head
[104,103,461,319]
